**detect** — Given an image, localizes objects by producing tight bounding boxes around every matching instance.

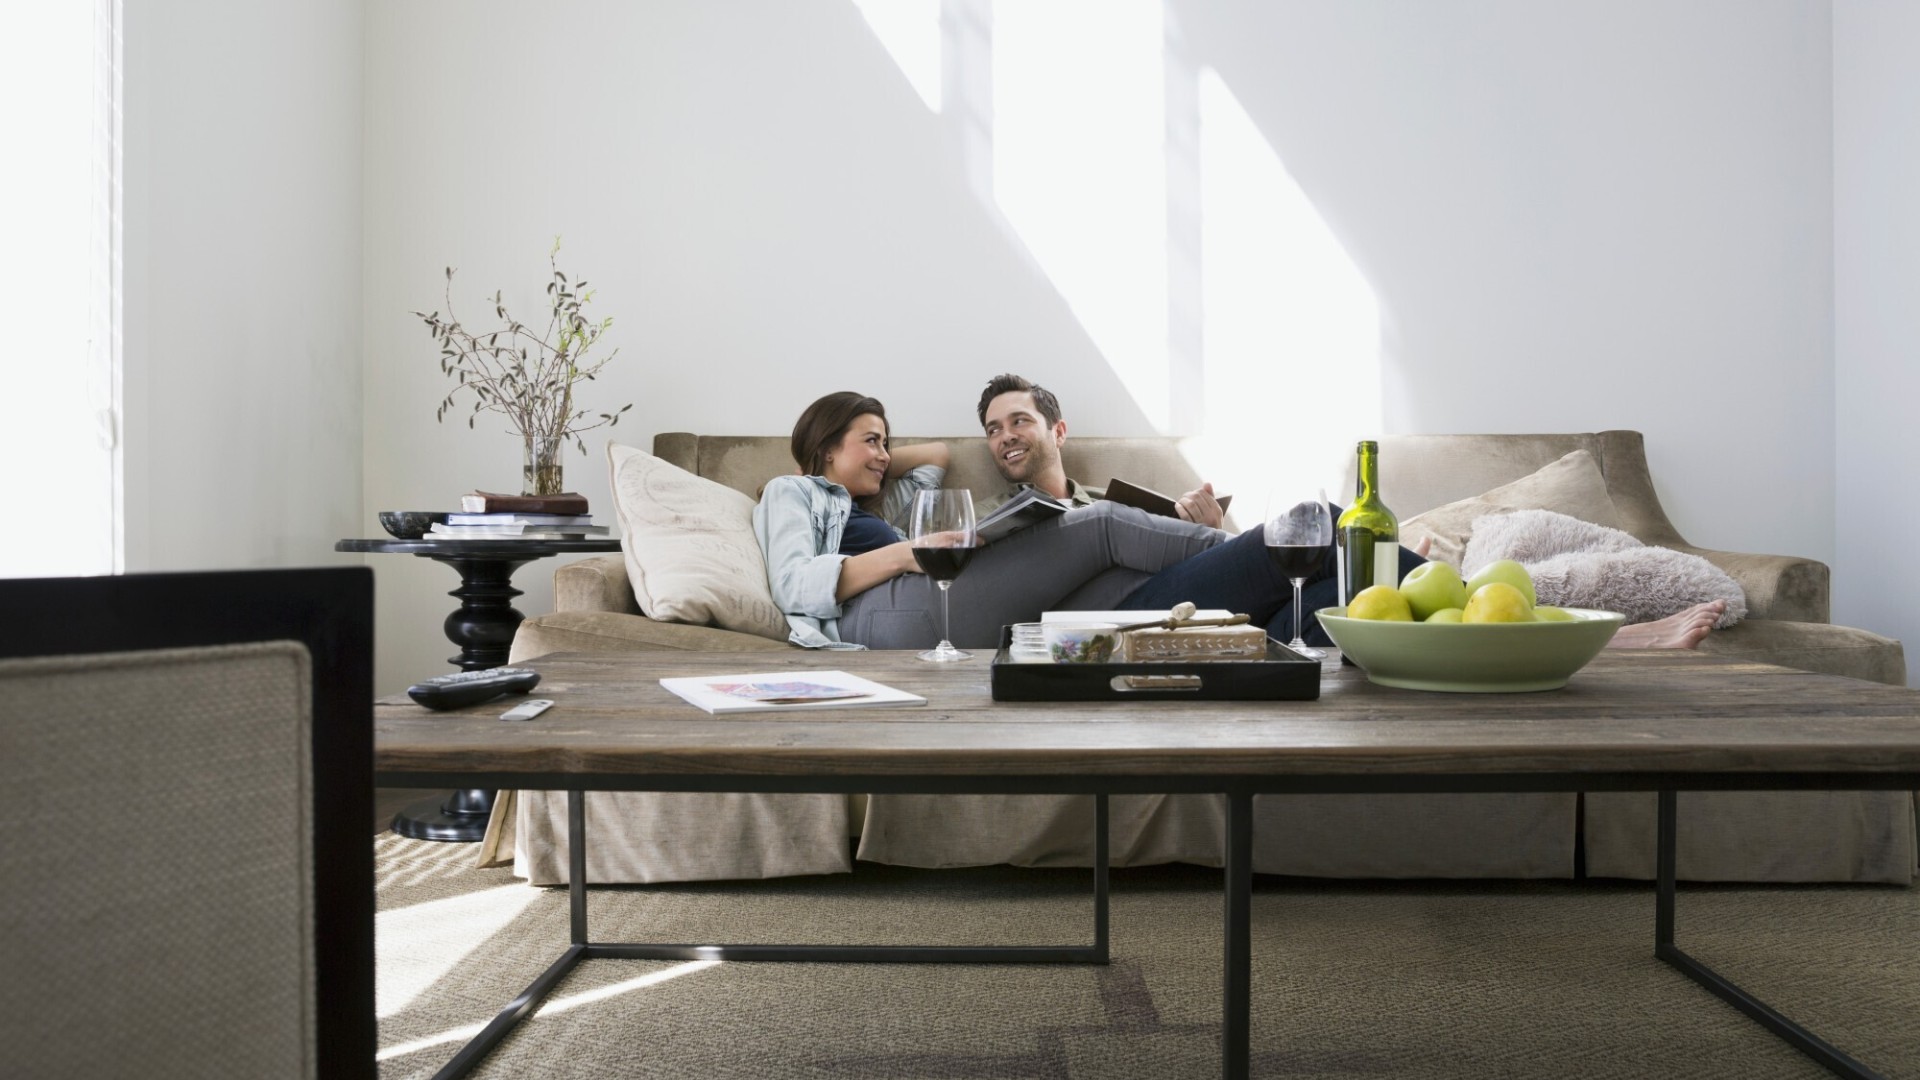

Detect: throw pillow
[606,443,790,641]
[1399,449,1627,567]
[1463,509,1746,627]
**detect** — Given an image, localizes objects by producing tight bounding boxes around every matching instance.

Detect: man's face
[982,391,1066,485]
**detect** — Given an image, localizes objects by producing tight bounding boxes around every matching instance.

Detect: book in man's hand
[658,670,927,714]
[1101,478,1232,520]
[976,487,1073,544]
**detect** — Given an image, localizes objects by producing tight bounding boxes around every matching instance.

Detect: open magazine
[975,487,1072,544]
[658,670,927,714]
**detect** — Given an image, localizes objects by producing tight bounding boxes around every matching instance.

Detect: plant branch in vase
[412,238,634,495]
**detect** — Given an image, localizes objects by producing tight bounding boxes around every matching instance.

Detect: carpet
[374,833,1919,1078]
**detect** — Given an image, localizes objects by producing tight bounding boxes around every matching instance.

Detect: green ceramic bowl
[1316,606,1627,693]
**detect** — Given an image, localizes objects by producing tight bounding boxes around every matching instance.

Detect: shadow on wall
[849,0,1382,501]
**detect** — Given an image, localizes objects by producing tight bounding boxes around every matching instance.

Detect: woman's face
[822,413,890,498]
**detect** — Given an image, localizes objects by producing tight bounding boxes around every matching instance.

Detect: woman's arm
[757,475,923,611]
[887,440,949,476]
[834,542,921,602]
[755,477,854,618]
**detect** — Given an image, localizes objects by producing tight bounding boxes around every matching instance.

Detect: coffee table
[375,649,1920,1079]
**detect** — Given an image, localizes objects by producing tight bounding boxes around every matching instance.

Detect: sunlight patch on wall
[852,0,943,111]
[1188,66,1382,504]
[992,0,1171,428]
[845,0,1384,473]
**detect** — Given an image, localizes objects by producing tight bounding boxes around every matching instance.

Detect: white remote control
[499,698,554,721]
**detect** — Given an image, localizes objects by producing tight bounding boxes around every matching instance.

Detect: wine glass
[1265,491,1334,660]
[909,489,979,662]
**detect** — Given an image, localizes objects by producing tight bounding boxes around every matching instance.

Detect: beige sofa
[499,430,1913,885]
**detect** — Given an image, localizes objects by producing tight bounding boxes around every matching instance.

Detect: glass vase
[523,434,564,496]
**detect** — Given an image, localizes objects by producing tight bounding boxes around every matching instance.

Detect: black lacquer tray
[989,626,1323,702]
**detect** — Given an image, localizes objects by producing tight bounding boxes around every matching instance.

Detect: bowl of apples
[1315,560,1625,693]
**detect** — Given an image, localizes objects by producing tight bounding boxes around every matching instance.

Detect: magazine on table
[658,670,927,714]
[976,487,1073,544]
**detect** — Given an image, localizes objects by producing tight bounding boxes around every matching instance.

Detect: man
[974,373,1227,529]
[968,373,1724,648]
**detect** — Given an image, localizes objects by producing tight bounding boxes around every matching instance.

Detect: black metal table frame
[376,768,1920,1080]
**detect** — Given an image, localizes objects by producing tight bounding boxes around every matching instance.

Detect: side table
[337,536,622,841]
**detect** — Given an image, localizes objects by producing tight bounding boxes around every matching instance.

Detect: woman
[754,391,1239,650]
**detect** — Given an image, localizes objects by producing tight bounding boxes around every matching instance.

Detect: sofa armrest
[555,554,641,615]
[1681,545,1829,624]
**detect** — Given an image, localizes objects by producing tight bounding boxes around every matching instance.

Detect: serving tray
[989,626,1322,702]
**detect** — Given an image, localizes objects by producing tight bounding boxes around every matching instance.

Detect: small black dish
[378,510,451,539]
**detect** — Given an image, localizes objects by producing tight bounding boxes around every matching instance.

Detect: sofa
[493,430,1914,885]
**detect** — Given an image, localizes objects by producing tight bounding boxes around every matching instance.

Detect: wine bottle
[1336,440,1399,606]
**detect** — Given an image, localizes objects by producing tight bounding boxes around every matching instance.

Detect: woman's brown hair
[790,391,889,478]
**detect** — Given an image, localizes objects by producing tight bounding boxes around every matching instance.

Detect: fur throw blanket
[1460,510,1746,628]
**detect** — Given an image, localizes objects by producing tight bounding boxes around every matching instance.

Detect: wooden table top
[373,650,1920,786]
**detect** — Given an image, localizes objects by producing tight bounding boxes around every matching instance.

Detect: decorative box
[1123,623,1268,663]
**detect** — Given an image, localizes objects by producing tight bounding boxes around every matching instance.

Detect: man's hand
[1174,482,1225,529]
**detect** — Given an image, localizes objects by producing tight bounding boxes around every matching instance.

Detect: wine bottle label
[1372,540,1400,590]
[1336,543,1348,607]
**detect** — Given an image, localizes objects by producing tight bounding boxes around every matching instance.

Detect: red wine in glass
[1265,494,1334,660]
[913,546,976,582]
[910,489,978,661]
[1266,544,1324,580]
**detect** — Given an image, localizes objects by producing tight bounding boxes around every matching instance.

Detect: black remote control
[407,667,542,710]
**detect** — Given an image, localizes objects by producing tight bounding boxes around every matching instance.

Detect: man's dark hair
[976,373,1062,429]
[790,390,888,477]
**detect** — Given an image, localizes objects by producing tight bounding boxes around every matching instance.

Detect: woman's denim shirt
[753,464,945,649]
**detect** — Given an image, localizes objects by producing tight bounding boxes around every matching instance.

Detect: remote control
[500,698,554,721]
[407,667,542,710]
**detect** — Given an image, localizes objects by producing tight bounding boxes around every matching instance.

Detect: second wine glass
[1265,492,1333,660]
[909,489,978,662]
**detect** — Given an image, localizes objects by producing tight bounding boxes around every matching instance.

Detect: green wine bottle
[1337,440,1399,606]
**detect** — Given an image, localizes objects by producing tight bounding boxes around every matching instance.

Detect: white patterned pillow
[606,443,789,640]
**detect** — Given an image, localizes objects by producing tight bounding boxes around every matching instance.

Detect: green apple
[1466,559,1537,607]
[1399,561,1469,621]
[1424,607,1465,623]
[1534,605,1575,622]
[1346,584,1413,622]
[1462,581,1535,623]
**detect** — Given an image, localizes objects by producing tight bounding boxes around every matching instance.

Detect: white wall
[356,0,1854,692]
[123,0,364,575]
[1835,2,1920,685]
[1171,0,1834,563]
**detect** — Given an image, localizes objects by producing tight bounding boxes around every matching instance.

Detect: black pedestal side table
[337,536,622,841]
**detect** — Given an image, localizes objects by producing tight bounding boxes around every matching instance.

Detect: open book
[658,670,927,714]
[1101,478,1232,519]
[976,487,1072,544]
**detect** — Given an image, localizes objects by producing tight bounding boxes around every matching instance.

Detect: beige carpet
[374,833,1919,1079]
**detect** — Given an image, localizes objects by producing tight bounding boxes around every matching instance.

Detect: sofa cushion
[1399,449,1627,566]
[606,442,790,641]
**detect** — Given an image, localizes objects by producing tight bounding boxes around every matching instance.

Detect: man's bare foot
[1606,600,1727,649]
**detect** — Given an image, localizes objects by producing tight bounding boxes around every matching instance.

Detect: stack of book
[428,490,611,540]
